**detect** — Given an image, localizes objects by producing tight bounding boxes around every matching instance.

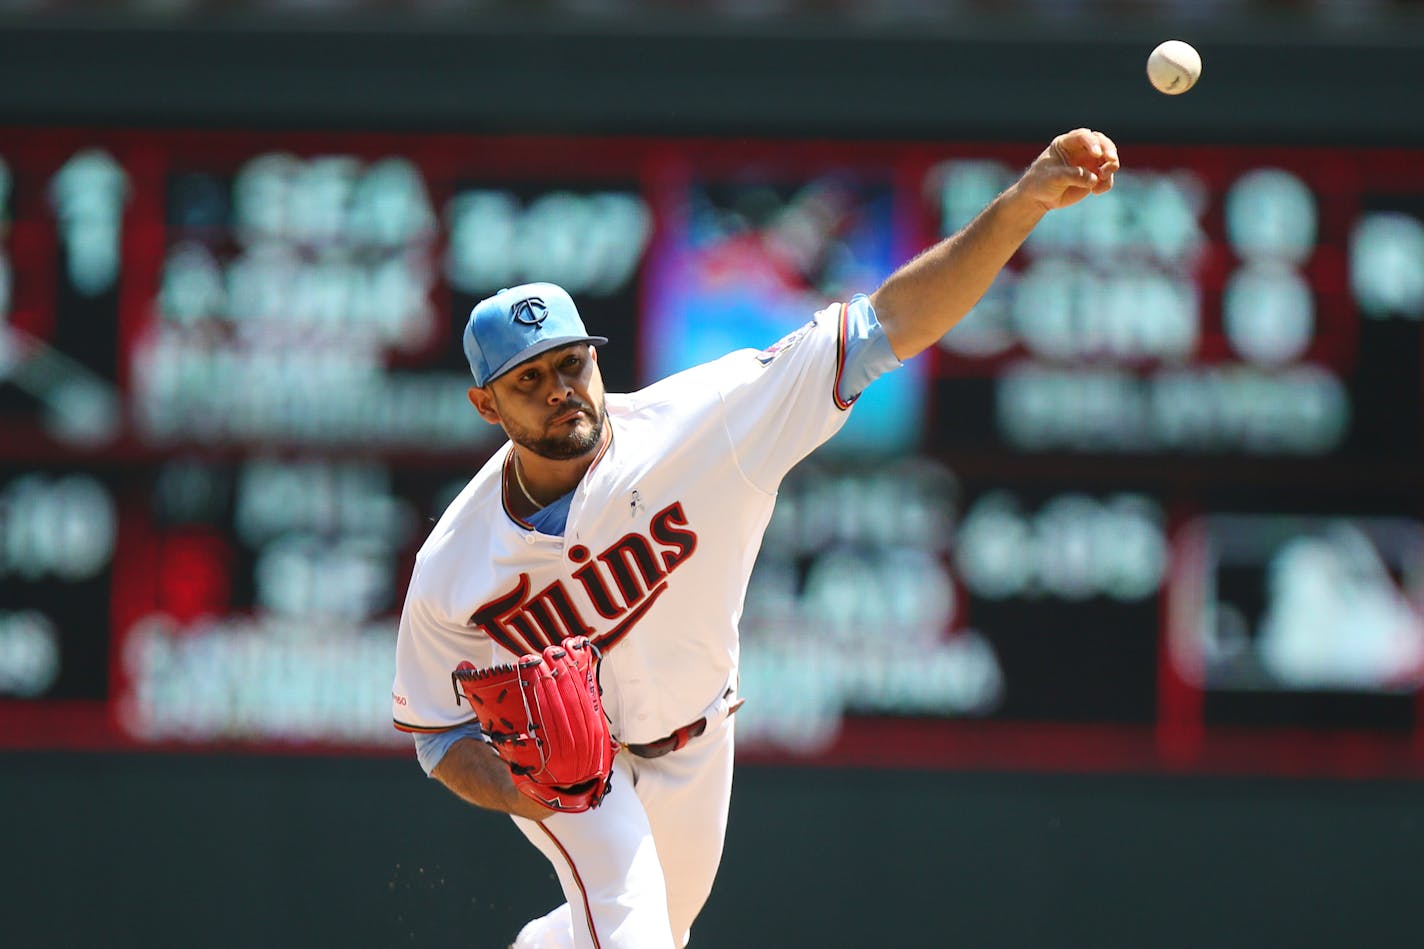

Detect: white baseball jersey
[391,299,881,744]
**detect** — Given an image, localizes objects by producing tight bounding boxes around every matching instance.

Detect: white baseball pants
[510,714,736,949]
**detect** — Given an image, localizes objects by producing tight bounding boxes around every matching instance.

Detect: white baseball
[1147,40,1201,95]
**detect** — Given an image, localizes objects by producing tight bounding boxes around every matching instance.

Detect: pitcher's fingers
[1092,131,1120,171]
[1051,128,1101,166]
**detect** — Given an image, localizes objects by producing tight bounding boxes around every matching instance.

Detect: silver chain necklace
[511,453,546,511]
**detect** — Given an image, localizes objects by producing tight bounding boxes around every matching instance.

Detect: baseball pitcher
[391,129,1120,948]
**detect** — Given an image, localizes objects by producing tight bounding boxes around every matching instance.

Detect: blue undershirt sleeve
[413,720,485,776]
[836,294,903,405]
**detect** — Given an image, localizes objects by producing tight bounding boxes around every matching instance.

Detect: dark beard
[503,396,607,461]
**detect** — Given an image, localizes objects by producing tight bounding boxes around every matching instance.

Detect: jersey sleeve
[390,566,490,735]
[719,294,900,492]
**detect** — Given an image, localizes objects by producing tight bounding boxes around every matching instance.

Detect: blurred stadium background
[2,1,1423,946]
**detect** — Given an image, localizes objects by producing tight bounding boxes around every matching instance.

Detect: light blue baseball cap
[463,283,608,387]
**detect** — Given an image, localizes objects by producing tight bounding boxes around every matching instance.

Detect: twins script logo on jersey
[471,501,699,657]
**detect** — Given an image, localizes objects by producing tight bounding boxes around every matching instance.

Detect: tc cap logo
[511,296,549,326]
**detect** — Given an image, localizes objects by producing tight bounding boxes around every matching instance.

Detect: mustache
[549,400,594,424]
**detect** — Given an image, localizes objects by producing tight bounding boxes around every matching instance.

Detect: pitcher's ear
[468,386,502,426]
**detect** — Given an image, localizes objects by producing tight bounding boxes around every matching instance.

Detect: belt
[624,693,744,760]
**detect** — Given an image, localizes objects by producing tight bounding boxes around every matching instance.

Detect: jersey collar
[499,422,615,531]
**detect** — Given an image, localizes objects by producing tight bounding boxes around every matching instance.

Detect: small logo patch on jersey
[630,490,645,517]
[511,296,549,326]
[756,319,815,366]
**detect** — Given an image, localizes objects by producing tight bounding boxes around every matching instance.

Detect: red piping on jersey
[831,301,857,411]
[586,423,614,474]
[392,718,475,734]
[500,426,615,530]
[538,823,603,949]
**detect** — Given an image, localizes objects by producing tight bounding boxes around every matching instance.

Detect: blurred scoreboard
[1,128,1422,776]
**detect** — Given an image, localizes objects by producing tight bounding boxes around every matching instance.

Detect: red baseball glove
[451,636,617,814]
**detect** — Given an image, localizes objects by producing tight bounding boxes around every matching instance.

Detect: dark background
[5,752,1422,949]
[4,4,1424,947]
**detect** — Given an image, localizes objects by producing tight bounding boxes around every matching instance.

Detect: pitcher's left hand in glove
[452,636,618,814]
